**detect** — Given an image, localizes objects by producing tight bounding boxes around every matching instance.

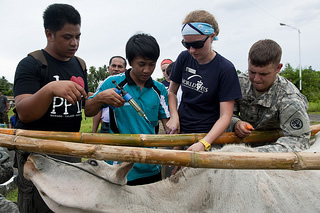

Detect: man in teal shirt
[85,33,170,185]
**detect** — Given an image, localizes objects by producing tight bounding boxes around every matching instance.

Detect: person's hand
[166,116,180,134]
[49,81,87,105]
[234,121,254,138]
[97,88,126,108]
[187,142,205,152]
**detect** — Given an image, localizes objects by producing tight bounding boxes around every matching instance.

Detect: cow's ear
[113,162,134,185]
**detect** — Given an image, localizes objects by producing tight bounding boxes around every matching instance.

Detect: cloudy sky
[1,0,319,85]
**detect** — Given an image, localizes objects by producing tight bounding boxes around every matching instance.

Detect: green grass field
[80,112,94,133]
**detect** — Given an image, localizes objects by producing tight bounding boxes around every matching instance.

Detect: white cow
[24,134,320,213]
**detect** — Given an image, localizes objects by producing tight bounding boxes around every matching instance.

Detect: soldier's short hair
[248,39,282,67]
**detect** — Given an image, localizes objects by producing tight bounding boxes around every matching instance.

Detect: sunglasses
[181,36,209,49]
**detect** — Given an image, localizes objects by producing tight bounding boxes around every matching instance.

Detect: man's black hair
[166,62,175,76]
[125,33,160,64]
[43,3,81,33]
[109,56,127,68]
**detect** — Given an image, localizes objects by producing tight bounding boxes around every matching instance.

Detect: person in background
[92,56,127,133]
[227,39,311,152]
[166,10,242,152]
[13,4,87,212]
[9,108,17,128]
[160,59,173,90]
[0,90,9,128]
[165,62,182,108]
[85,33,170,185]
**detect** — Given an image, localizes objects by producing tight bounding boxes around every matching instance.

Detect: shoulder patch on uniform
[290,118,303,130]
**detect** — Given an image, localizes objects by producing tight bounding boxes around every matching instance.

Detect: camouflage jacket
[228,73,311,152]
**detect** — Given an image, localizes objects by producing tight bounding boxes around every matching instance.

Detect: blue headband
[181,22,218,40]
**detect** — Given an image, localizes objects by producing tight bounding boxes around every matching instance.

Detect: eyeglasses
[181,36,209,49]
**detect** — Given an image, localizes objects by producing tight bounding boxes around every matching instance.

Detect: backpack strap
[28,50,48,67]
[28,50,86,71]
[75,56,86,71]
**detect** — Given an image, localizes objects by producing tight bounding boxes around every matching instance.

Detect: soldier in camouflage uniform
[0,148,19,212]
[227,39,311,152]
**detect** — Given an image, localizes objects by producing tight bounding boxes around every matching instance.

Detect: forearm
[227,116,241,132]
[168,91,178,119]
[256,132,311,152]
[160,118,170,134]
[92,110,102,133]
[15,84,55,123]
[203,115,231,144]
[85,97,104,117]
[203,101,234,144]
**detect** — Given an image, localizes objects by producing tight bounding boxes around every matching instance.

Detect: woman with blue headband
[166,10,242,153]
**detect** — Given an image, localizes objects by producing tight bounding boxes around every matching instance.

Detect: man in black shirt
[13,3,87,212]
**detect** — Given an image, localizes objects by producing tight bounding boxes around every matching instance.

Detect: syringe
[112,80,151,124]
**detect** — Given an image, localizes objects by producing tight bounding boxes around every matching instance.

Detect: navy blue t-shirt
[170,50,241,133]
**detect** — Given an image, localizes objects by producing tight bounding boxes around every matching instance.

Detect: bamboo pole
[0,133,320,170]
[0,124,319,147]
[0,124,318,147]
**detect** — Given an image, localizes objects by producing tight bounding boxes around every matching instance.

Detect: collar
[243,75,281,108]
[125,69,154,88]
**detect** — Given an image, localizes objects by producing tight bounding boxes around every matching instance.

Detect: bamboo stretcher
[0,133,320,170]
[0,124,320,147]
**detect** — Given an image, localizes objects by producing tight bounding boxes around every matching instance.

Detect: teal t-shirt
[89,69,170,181]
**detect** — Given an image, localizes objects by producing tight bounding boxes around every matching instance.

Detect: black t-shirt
[14,50,88,132]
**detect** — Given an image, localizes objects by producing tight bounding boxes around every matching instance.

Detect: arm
[15,81,87,123]
[228,97,254,138]
[166,81,180,134]
[160,118,170,134]
[227,99,241,132]
[85,89,125,117]
[5,101,9,113]
[256,102,311,152]
[187,100,235,152]
[92,110,102,133]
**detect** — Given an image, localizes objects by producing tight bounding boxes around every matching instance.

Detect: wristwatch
[199,139,211,151]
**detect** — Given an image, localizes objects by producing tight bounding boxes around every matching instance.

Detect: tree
[87,65,109,92]
[0,76,13,96]
[280,64,320,102]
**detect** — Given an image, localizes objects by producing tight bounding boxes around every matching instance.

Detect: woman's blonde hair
[183,10,219,36]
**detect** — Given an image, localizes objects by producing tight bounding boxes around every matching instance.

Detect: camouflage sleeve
[256,101,311,152]
[226,100,241,132]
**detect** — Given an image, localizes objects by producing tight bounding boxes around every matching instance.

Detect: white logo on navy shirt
[182,75,208,93]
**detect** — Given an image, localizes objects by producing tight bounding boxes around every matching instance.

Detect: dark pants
[100,122,110,133]
[127,172,162,186]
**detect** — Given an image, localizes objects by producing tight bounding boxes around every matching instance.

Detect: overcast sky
[1,0,319,84]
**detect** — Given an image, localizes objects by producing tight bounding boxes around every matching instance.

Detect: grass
[308,102,320,114]
[5,188,18,202]
[80,112,94,133]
